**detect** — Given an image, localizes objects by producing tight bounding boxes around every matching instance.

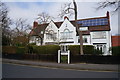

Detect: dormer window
[79,27,88,31]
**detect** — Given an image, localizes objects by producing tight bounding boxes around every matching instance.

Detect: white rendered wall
[90,31,111,55]
[75,35,92,45]
[44,20,59,44]
[59,18,76,45]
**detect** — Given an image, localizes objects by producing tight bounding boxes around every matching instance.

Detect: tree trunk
[73,0,83,55]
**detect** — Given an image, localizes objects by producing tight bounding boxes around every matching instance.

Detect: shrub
[28,43,36,45]
[61,55,68,63]
[111,46,120,56]
[27,45,60,54]
[16,47,25,54]
[93,47,103,55]
[69,45,104,55]
[2,46,17,54]
[83,45,94,55]
[69,45,94,55]
[2,46,26,54]
[45,45,60,54]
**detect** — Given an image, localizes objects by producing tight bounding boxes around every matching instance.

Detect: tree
[59,0,84,55]
[13,18,31,37]
[97,0,120,12]
[11,18,31,46]
[0,2,12,46]
[37,12,53,24]
[31,12,54,45]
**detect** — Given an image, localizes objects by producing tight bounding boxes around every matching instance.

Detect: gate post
[68,50,70,64]
[58,50,60,63]
[58,45,70,64]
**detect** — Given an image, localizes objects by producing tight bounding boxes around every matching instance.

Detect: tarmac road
[2,63,119,78]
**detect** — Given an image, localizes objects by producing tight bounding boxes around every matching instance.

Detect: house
[111,35,120,47]
[29,11,111,55]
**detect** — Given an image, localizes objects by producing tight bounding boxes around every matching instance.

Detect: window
[92,32,106,39]
[94,44,106,53]
[83,37,87,43]
[61,29,73,40]
[46,30,57,41]
[79,27,88,31]
[78,36,88,43]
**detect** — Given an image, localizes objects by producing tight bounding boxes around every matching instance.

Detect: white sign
[79,27,88,31]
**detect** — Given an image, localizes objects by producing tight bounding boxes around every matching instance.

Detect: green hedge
[69,45,103,55]
[16,47,26,54]
[3,45,104,55]
[28,45,60,54]
[111,46,120,56]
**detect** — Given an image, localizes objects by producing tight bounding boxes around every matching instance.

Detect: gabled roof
[30,12,110,36]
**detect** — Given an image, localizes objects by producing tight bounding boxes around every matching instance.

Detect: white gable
[59,18,77,44]
[45,20,58,32]
[59,18,75,31]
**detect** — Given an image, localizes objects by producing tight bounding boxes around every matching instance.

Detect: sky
[2,0,119,35]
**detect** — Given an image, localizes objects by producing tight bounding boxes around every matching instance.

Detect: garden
[2,44,120,64]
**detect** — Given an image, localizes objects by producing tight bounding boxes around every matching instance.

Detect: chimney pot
[107,11,109,18]
[64,16,69,20]
[33,21,38,28]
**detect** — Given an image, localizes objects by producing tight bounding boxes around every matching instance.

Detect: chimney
[106,11,109,18]
[64,16,69,20]
[33,21,38,28]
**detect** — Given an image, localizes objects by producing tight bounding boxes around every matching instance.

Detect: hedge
[2,46,25,54]
[69,45,95,55]
[28,45,60,54]
[2,46,17,54]
[111,46,120,56]
[16,47,26,54]
[3,45,103,55]
[69,45,103,55]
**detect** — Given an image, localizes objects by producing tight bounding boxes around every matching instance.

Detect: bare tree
[58,3,74,18]
[97,0,120,12]
[13,18,31,37]
[59,0,84,55]
[0,2,12,46]
[37,12,53,24]
[31,12,54,45]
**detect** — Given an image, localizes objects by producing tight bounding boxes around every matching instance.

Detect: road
[2,63,119,78]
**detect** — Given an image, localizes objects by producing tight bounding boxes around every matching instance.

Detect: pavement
[2,58,119,72]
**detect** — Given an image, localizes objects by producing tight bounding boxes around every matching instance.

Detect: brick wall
[112,36,120,47]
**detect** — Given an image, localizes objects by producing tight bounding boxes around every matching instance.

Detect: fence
[2,53,119,64]
[71,55,119,64]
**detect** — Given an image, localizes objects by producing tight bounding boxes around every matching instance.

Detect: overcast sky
[2,0,119,35]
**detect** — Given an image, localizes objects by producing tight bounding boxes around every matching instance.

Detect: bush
[69,45,94,55]
[83,45,94,55]
[111,46,120,56]
[16,47,25,54]
[61,55,68,63]
[27,45,60,54]
[2,46,26,54]
[45,45,60,54]
[28,43,36,45]
[2,46,17,54]
[93,47,103,55]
